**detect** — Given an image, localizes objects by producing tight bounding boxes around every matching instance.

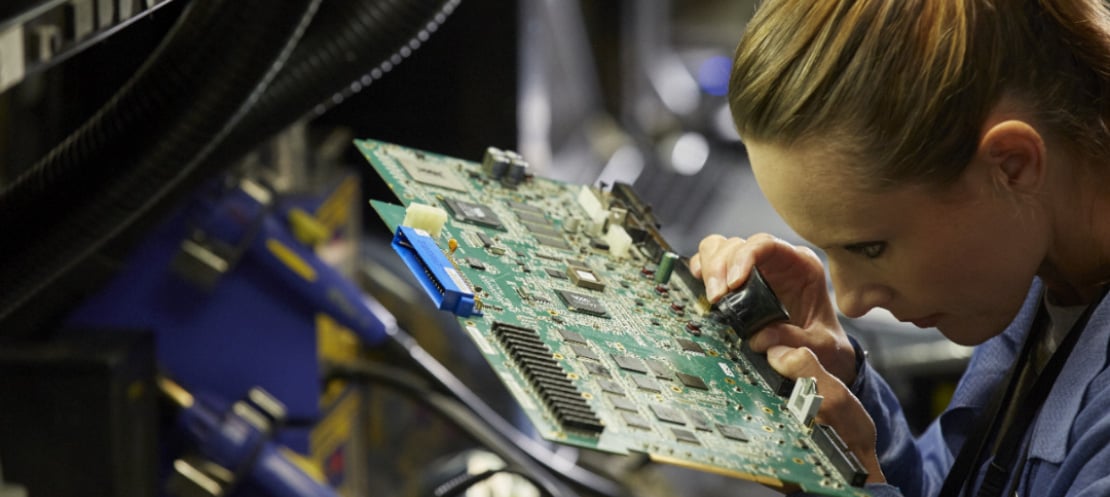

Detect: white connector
[576,186,608,236]
[605,225,633,258]
[787,377,823,428]
[401,203,448,238]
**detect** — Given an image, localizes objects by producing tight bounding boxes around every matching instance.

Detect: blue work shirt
[857,280,1110,497]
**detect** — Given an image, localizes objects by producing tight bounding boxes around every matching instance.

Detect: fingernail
[726,265,741,285]
[707,276,722,299]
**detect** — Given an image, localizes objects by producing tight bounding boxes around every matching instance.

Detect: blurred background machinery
[0,1,969,496]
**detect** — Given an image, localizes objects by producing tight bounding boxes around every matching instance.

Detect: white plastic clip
[787,377,823,428]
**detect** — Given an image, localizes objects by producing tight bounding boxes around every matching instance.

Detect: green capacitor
[654,251,679,284]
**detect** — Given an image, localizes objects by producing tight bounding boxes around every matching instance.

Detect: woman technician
[691,1,1110,496]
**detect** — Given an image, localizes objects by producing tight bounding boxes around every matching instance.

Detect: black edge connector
[811,423,869,487]
[491,322,604,434]
[739,340,795,397]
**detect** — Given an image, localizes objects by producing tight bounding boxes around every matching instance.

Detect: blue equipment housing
[64,176,382,495]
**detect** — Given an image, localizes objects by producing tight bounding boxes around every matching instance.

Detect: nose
[829,260,892,318]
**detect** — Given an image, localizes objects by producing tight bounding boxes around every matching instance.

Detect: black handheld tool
[716,267,795,397]
[715,267,790,340]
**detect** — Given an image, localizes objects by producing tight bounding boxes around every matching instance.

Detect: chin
[935,317,1008,346]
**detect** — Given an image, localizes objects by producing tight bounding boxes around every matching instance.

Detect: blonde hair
[730,0,1110,189]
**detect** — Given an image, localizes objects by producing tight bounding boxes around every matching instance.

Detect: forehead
[744,141,915,246]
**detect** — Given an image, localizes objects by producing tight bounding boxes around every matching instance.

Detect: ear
[975,120,1046,194]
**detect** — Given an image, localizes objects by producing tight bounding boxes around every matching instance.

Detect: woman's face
[746,140,1047,345]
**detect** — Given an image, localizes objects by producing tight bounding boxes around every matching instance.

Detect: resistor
[654,251,680,284]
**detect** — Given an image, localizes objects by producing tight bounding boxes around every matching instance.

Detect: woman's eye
[844,242,886,259]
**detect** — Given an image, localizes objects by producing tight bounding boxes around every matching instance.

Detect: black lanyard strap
[939,287,1107,497]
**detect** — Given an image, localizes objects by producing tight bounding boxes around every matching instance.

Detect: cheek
[913,204,1044,339]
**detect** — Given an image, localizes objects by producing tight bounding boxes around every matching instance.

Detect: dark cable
[324,360,570,497]
[433,468,552,497]
[379,326,629,497]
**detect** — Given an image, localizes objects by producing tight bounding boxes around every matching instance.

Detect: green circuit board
[358,138,869,497]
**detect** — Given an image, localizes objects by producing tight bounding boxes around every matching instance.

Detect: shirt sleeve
[848,336,1018,497]
[850,359,929,497]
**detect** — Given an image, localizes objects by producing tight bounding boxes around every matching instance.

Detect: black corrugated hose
[0,0,323,338]
[226,0,464,152]
[0,0,467,339]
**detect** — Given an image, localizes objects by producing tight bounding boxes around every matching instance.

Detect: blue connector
[391,226,480,317]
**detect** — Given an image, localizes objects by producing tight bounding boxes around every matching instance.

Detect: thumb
[767,345,826,381]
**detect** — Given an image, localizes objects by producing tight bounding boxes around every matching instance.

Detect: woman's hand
[691,233,885,484]
[769,345,885,485]
[690,233,857,384]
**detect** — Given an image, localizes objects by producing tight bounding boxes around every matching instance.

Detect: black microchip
[671,427,700,445]
[622,412,652,430]
[583,362,610,377]
[557,328,587,344]
[608,394,638,412]
[536,235,572,250]
[516,210,551,226]
[633,375,661,392]
[676,338,705,354]
[650,404,686,425]
[717,424,750,442]
[597,378,625,395]
[546,268,568,279]
[611,354,647,374]
[570,344,599,361]
[466,258,486,270]
[507,200,544,214]
[444,198,503,229]
[525,222,562,238]
[476,231,496,248]
[557,290,608,317]
[676,372,709,391]
[645,359,672,379]
[685,409,714,431]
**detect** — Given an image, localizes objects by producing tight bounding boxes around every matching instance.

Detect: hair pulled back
[730,0,1110,189]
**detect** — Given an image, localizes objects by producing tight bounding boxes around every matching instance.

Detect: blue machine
[66,175,382,496]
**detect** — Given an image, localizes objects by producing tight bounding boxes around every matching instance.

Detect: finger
[767,346,883,483]
[766,346,853,426]
[722,233,786,288]
[700,237,746,302]
[751,323,834,354]
[766,345,826,381]
[691,234,727,279]
[696,234,728,259]
[753,323,856,385]
[766,346,855,431]
[746,325,784,353]
[795,245,823,265]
